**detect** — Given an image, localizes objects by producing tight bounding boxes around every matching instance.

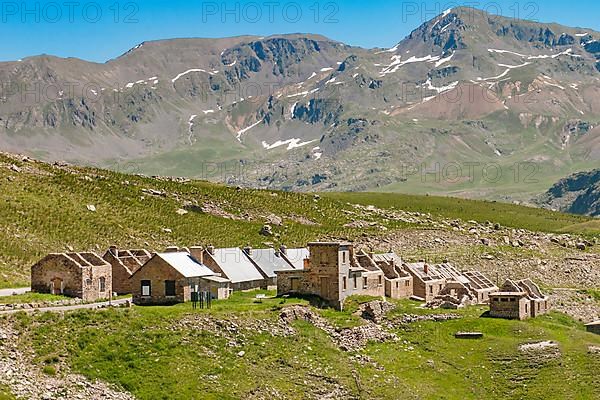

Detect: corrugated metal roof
[209,248,265,283]
[246,249,296,278]
[281,248,308,270]
[157,252,215,278]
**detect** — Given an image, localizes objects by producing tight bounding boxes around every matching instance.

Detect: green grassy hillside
[8,292,600,400]
[0,152,597,288]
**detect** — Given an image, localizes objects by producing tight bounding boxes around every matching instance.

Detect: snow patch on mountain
[435,52,454,67]
[236,119,263,142]
[423,78,459,93]
[172,68,217,83]
[478,62,532,81]
[380,54,441,76]
[262,138,318,150]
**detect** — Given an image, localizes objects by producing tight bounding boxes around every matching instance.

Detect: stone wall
[31,255,84,298]
[411,276,446,302]
[385,276,412,299]
[489,295,529,320]
[531,298,551,317]
[339,270,385,306]
[131,257,188,305]
[80,262,112,302]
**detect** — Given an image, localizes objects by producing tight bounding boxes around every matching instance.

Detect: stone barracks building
[202,246,269,291]
[31,252,112,302]
[276,242,385,310]
[130,247,230,305]
[102,246,152,295]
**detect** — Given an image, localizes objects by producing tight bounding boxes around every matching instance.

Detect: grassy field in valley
[5,291,600,400]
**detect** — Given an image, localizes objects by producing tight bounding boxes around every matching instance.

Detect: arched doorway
[50,277,64,295]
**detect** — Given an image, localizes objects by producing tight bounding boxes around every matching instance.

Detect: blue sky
[1,0,599,63]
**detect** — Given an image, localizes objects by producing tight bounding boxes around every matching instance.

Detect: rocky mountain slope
[1,151,598,291]
[538,168,600,216]
[1,7,600,200]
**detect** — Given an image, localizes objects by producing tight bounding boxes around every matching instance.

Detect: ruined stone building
[359,251,413,299]
[102,247,152,295]
[276,242,385,310]
[431,264,498,306]
[130,248,230,305]
[462,271,499,303]
[489,279,550,320]
[404,263,446,302]
[31,252,112,302]
[202,246,269,291]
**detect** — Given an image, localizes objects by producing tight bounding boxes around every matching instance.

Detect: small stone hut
[370,252,413,299]
[489,279,550,320]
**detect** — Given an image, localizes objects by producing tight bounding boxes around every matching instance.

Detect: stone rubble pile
[358,300,396,323]
[391,313,462,325]
[425,294,474,310]
[0,322,135,400]
[169,314,296,348]
[518,340,561,360]
[279,305,397,352]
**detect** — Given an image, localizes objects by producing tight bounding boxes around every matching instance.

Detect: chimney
[303,258,310,270]
[207,245,215,255]
[279,244,287,255]
[164,246,179,253]
[424,264,429,275]
[243,246,252,256]
[189,246,204,264]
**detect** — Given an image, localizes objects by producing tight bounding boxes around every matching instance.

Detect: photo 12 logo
[0,2,140,23]
[400,1,540,23]
[201,1,340,24]
[401,161,540,184]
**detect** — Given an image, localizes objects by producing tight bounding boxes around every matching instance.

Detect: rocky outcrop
[538,169,600,216]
